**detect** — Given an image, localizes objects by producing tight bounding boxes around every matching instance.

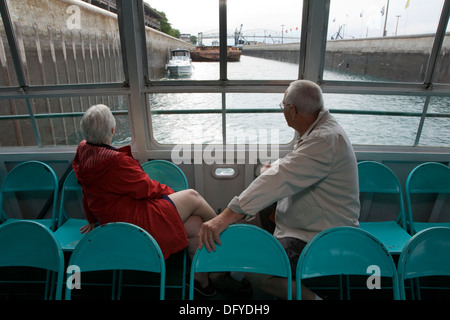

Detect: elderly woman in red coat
[73,104,217,295]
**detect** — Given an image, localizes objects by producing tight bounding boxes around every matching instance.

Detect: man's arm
[198,208,245,252]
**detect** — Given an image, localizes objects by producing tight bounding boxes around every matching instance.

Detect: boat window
[419,96,450,146]
[225,93,294,144]
[150,92,295,145]
[4,0,124,86]
[325,0,445,83]
[150,93,223,144]
[435,24,450,84]
[0,14,18,87]
[0,0,449,153]
[0,95,129,147]
[325,93,425,146]
[227,0,302,80]
[145,1,218,81]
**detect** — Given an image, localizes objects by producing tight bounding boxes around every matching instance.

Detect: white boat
[165,49,192,76]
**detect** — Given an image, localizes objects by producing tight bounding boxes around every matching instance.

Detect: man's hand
[80,222,97,234]
[198,208,245,252]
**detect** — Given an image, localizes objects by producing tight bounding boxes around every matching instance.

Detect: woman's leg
[168,189,217,223]
[169,190,217,291]
[184,215,209,287]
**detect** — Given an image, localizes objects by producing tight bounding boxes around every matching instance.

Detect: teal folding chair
[53,170,88,251]
[0,161,59,231]
[296,226,400,300]
[0,220,64,300]
[142,159,188,298]
[398,227,450,300]
[65,222,166,300]
[141,160,189,191]
[405,162,450,234]
[189,224,292,300]
[357,161,411,254]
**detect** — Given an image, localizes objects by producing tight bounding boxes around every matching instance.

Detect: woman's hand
[80,222,97,234]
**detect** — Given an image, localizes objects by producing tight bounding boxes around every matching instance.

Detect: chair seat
[413,222,450,234]
[54,218,88,251]
[359,221,411,254]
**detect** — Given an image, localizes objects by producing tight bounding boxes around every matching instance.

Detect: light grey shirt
[228,109,360,242]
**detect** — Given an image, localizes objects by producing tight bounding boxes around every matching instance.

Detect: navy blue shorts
[277,237,308,278]
[161,194,176,208]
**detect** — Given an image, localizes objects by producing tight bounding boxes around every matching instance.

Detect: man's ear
[289,104,297,120]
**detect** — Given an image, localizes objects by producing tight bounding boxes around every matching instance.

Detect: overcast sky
[144,0,447,40]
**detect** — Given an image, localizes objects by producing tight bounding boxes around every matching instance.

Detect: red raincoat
[72,140,188,259]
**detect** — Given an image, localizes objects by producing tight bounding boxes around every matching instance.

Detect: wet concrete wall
[243,34,450,82]
[0,0,193,147]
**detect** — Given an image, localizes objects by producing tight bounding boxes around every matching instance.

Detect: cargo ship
[190,46,241,62]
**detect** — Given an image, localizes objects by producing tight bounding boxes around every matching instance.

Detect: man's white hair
[80,104,116,144]
[284,80,324,115]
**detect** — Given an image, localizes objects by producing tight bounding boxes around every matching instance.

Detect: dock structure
[243,34,450,82]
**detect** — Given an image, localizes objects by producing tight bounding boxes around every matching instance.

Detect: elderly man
[198,80,360,300]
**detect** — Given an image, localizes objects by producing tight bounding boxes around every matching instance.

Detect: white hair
[80,104,116,144]
[284,80,324,115]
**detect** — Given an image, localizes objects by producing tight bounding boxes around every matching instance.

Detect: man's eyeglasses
[279,102,284,110]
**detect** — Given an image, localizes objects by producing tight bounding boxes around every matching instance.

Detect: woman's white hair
[284,80,324,115]
[80,104,116,145]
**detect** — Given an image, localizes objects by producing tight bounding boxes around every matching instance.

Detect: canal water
[148,55,449,147]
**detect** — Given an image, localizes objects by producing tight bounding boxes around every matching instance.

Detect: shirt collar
[297,109,330,145]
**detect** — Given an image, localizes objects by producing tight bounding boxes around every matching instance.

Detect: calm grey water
[148,55,449,147]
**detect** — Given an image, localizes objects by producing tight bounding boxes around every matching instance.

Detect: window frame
[0,0,448,163]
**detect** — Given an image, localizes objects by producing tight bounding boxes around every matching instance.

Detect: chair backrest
[296,226,399,299]
[57,169,82,227]
[0,220,64,299]
[189,224,292,299]
[66,222,166,299]
[398,227,450,285]
[0,161,59,229]
[357,161,406,226]
[406,162,450,194]
[141,160,188,191]
[405,162,450,231]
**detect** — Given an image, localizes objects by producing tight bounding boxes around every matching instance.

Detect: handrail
[1,108,450,121]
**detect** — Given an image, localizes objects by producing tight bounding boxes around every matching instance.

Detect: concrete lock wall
[0,0,193,146]
[243,34,450,82]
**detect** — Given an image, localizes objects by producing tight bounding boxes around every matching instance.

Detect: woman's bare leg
[169,190,217,289]
[168,189,217,223]
[184,215,209,287]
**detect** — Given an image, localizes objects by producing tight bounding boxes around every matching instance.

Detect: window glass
[150,92,295,145]
[226,93,294,144]
[435,27,450,84]
[150,93,222,144]
[0,14,19,87]
[419,117,450,147]
[0,95,129,147]
[326,0,444,82]
[419,96,450,146]
[228,0,302,80]
[334,114,420,146]
[324,93,426,146]
[144,0,218,80]
[5,0,123,85]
